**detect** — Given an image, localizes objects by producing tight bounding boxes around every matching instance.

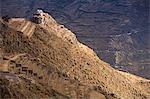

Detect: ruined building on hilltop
[32,9,45,24]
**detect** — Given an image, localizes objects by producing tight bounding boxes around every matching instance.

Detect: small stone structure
[2,15,11,22]
[32,9,45,24]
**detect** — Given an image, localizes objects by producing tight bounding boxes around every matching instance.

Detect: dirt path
[0,54,26,72]
[9,53,26,61]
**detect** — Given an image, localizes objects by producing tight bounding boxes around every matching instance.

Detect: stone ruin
[31,9,45,24]
[2,15,11,22]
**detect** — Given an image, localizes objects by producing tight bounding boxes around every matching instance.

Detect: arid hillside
[0,11,150,99]
[1,0,149,79]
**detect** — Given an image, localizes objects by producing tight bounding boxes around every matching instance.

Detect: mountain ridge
[1,0,150,79]
[0,11,150,98]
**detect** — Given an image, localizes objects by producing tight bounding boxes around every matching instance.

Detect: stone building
[32,9,45,24]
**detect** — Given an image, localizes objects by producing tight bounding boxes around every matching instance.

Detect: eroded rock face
[0,0,149,79]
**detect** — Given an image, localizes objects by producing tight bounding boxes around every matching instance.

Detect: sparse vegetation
[0,11,149,99]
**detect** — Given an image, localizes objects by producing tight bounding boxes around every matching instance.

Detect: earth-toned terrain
[0,10,150,99]
[1,0,149,79]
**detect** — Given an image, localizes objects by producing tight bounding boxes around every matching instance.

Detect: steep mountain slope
[0,12,150,99]
[1,0,149,79]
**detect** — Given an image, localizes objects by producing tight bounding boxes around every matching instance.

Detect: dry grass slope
[0,15,150,99]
